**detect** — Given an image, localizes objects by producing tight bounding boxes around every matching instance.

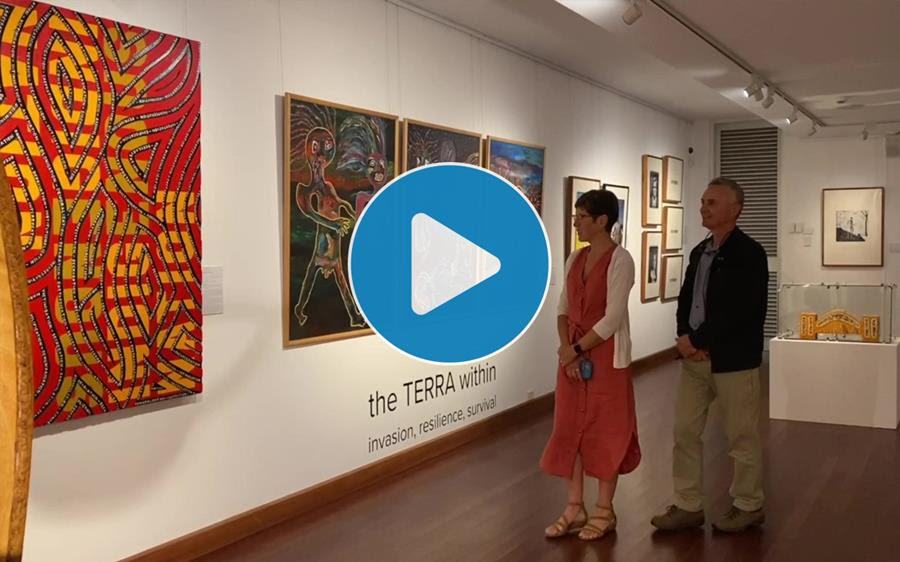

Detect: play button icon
[349,163,550,364]
[411,213,501,315]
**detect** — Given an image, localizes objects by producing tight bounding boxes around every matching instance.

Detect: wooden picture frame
[402,119,482,172]
[282,92,400,347]
[641,231,662,302]
[603,183,630,250]
[661,254,684,302]
[642,155,663,226]
[662,206,684,252]
[485,136,546,215]
[663,155,684,203]
[565,176,601,260]
[821,187,884,267]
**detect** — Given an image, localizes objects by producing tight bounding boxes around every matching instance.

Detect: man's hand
[676,334,698,358]
[687,349,709,362]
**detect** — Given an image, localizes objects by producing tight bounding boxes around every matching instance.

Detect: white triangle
[411,213,501,315]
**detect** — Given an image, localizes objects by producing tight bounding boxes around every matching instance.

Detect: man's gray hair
[708,176,744,206]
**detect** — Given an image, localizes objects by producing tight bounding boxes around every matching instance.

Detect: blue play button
[349,163,550,364]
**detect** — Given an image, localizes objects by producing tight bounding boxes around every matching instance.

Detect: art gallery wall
[24,1,691,560]
[780,135,900,336]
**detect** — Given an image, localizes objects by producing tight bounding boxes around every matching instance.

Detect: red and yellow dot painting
[0,0,202,426]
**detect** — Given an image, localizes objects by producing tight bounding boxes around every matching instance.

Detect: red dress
[540,247,641,480]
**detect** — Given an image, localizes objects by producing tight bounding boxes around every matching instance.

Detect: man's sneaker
[712,506,765,532]
[650,505,705,531]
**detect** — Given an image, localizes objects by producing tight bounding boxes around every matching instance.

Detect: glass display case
[778,283,895,343]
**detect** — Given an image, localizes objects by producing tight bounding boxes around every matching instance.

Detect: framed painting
[822,187,884,267]
[603,183,630,249]
[662,206,684,252]
[641,231,662,302]
[402,119,481,171]
[485,136,545,215]
[642,155,663,226]
[661,255,684,302]
[2,0,202,426]
[565,176,601,259]
[663,155,684,203]
[283,93,399,346]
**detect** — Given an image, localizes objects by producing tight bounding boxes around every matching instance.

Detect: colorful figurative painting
[0,0,202,425]
[485,136,545,215]
[283,93,398,346]
[403,120,481,171]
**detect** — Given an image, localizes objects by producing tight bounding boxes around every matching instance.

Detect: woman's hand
[558,343,578,367]
[565,362,580,381]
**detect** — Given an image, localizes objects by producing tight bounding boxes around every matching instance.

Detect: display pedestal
[769,337,900,429]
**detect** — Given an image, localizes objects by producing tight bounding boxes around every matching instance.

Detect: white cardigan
[557,246,634,369]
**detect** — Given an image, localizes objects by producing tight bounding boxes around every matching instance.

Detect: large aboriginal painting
[0,1,202,426]
[283,93,398,347]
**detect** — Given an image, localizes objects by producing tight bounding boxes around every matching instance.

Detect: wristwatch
[572,342,584,355]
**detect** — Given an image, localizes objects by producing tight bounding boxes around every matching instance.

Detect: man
[651,177,768,533]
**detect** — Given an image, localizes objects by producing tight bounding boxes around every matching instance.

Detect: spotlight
[761,87,774,108]
[743,76,762,99]
[785,106,798,124]
[862,126,869,141]
[622,1,642,25]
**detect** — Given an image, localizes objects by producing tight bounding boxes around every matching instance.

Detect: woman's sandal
[544,502,588,538]
[578,505,617,541]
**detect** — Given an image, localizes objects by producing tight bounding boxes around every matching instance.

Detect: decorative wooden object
[799,309,880,342]
[0,172,33,560]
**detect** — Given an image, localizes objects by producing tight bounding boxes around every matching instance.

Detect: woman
[541,189,641,541]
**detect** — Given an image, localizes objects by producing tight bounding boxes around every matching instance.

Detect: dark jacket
[677,227,768,374]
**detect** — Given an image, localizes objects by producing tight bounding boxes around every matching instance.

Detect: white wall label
[202,266,224,315]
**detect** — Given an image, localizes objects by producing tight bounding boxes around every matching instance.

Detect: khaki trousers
[673,359,764,512]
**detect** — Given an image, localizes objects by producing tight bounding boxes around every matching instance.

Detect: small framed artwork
[603,183,630,249]
[822,187,884,267]
[661,255,684,302]
[642,155,663,226]
[565,176,601,259]
[662,206,683,252]
[641,231,662,302]
[402,119,482,172]
[485,136,546,215]
[663,155,683,203]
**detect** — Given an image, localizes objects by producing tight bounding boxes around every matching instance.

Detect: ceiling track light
[808,123,817,137]
[744,76,762,99]
[622,1,642,25]
[761,87,774,108]
[786,107,799,124]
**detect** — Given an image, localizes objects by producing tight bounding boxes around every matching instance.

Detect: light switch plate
[803,235,812,247]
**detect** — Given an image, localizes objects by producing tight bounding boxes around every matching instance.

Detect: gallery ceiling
[401,0,900,137]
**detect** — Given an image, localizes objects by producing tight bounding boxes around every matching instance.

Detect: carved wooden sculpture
[0,172,32,561]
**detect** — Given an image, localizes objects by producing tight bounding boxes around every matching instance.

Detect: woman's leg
[545,455,586,536]
[578,474,619,540]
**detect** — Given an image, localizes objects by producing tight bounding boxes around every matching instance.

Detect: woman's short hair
[575,189,619,233]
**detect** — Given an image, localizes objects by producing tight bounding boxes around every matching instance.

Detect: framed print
[565,176,601,259]
[661,255,684,302]
[402,119,481,172]
[642,155,663,226]
[283,93,399,347]
[485,136,545,215]
[662,206,684,252]
[822,187,884,267]
[663,155,684,203]
[603,183,630,249]
[641,231,662,302]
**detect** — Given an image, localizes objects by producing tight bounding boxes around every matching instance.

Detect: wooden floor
[200,359,900,562]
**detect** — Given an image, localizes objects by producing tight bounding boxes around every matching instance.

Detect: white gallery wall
[25,1,691,560]
[780,134,900,334]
